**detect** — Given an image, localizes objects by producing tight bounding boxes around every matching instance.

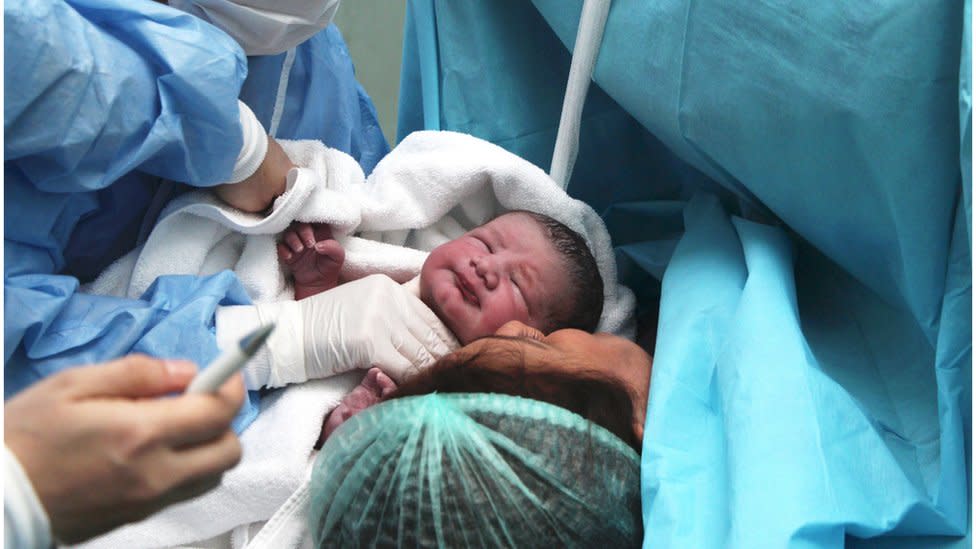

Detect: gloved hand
[220,274,459,387]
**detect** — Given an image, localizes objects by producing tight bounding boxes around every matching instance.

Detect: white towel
[87,130,635,335]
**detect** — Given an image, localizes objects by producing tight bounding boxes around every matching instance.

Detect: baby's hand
[317,367,398,447]
[277,222,345,300]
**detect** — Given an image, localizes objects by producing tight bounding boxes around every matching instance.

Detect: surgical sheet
[398,0,972,547]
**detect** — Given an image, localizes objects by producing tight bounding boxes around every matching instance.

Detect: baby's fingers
[314,239,345,264]
[277,241,294,262]
[283,231,305,254]
[295,223,316,247]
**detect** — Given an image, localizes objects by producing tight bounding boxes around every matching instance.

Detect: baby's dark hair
[393,336,639,451]
[513,210,604,333]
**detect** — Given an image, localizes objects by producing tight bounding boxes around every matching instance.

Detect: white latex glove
[218,275,459,387]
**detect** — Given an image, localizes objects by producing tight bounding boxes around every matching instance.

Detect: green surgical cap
[309,393,642,548]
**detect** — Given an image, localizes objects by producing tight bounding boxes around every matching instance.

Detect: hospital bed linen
[398,0,971,547]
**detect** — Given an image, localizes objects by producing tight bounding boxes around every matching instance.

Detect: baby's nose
[473,257,499,289]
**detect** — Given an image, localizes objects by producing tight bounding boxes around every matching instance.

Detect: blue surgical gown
[397,0,970,546]
[4,0,389,431]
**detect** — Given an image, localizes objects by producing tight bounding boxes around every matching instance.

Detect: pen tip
[240,323,276,355]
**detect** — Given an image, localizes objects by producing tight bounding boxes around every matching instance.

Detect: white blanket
[88,130,635,335]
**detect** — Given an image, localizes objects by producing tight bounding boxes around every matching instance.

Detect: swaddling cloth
[87,131,635,337]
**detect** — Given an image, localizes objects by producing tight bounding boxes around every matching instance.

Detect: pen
[186,323,276,393]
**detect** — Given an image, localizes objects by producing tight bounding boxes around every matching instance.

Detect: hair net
[309,393,641,548]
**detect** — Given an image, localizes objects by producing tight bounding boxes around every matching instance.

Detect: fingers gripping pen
[186,324,276,393]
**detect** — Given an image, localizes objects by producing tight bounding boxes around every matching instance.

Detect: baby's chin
[430,299,500,344]
[437,307,479,345]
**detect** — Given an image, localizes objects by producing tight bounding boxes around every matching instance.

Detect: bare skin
[418,212,567,344]
[215,136,295,213]
[489,321,652,441]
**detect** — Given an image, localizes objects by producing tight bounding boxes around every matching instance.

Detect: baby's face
[420,212,568,344]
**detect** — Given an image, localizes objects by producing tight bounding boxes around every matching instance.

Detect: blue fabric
[4,0,389,432]
[646,195,970,546]
[3,0,261,427]
[4,272,259,432]
[962,0,973,251]
[4,0,247,280]
[398,0,971,546]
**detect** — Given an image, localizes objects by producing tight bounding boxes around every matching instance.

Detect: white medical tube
[549,0,612,189]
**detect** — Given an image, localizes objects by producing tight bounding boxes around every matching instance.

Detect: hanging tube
[549,0,611,189]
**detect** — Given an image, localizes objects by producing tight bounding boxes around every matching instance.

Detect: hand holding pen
[5,354,247,544]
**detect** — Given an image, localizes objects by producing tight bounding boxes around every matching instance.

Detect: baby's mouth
[456,273,480,306]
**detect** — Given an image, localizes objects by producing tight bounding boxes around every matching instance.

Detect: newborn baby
[278,210,605,345]
[281,209,605,443]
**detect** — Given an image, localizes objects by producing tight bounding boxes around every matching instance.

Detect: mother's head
[309,323,652,547]
[310,393,642,547]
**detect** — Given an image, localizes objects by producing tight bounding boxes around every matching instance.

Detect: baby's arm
[277,222,345,300]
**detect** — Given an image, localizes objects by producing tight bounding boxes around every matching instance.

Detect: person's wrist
[261,137,295,205]
[255,159,288,212]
